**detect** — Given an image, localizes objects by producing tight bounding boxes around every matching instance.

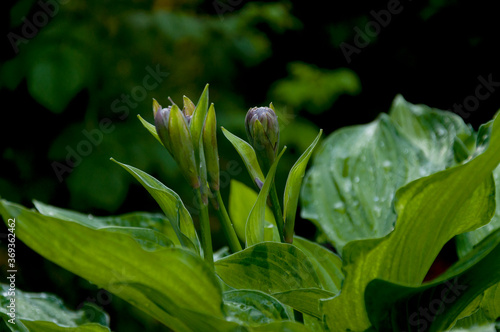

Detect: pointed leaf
[246,148,285,246]
[228,179,275,242]
[283,130,322,242]
[222,127,265,187]
[111,159,200,254]
[137,114,164,146]
[189,84,209,155]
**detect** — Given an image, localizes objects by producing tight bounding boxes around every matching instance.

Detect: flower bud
[203,104,219,191]
[245,106,280,172]
[155,104,200,188]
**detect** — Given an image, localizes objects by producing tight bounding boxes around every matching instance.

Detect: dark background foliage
[1,0,499,330]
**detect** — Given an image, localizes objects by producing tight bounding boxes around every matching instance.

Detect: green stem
[214,191,242,253]
[269,182,285,242]
[196,189,214,268]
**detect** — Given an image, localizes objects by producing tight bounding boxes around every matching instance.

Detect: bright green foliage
[0,284,109,331]
[245,148,285,246]
[283,130,322,242]
[2,95,500,331]
[228,179,276,242]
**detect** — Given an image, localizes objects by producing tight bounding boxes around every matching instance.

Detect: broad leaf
[111,158,200,254]
[125,283,241,332]
[0,200,222,332]
[246,148,285,246]
[301,96,471,253]
[0,284,109,332]
[215,242,321,294]
[34,201,175,251]
[223,290,290,326]
[481,282,500,321]
[272,288,335,319]
[292,236,343,294]
[222,127,265,187]
[228,179,276,242]
[283,130,322,242]
[364,228,500,332]
[320,111,500,331]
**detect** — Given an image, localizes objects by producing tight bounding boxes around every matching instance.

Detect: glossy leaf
[0,284,109,332]
[111,158,200,254]
[228,179,276,242]
[292,236,343,294]
[223,290,290,326]
[364,228,500,332]
[215,242,321,294]
[272,288,335,318]
[456,165,500,258]
[34,201,175,251]
[321,111,500,331]
[222,127,265,187]
[301,96,471,252]
[0,200,222,332]
[246,148,285,246]
[283,130,322,243]
[126,283,240,332]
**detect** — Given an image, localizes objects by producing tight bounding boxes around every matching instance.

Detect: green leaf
[223,290,290,326]
[457,165,500,258]
[283,130,322,242]
[228,179,276,242]
[301,96,471,253]
[0,200,222,332]
[137,114,164,146]
[482,282,500,321]
[292,236,343,294]
[320,111,500,331]
[222,127,265,187]
[111,158,200,254]
[215,242,321,294]
[246,148,285,246]
[364,228,500,332]
[272,288,335,319]
[190,84,210,156]
[34,201,175,251]
[124,283,241,332]
[0,284,109,332]
[251,321,313,331]
[389,95,474,166]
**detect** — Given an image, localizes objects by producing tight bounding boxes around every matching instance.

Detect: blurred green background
[1,0,499,330]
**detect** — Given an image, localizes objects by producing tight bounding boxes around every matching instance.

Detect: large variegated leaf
[301,96,472,253]
[0,200,222,332]
[320,111,500,331]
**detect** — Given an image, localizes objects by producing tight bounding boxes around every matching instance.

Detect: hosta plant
[1,85,500,332]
